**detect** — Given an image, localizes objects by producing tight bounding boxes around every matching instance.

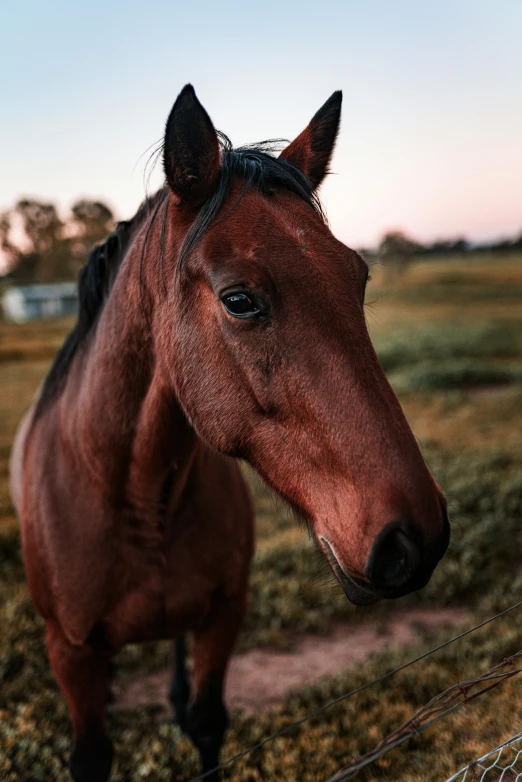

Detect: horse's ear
[279,91,342,189]
[163,85,221,205]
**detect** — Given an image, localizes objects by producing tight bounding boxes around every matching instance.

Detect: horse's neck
[63,235,197,514]
[126,362,198,519]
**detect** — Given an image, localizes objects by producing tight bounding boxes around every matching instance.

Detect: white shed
[1,283,78,323]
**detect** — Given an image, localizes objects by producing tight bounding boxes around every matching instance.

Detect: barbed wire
[187,597,522,782]
[326,650,522,780]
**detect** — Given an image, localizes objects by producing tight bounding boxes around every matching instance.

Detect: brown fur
[11,85,448,781]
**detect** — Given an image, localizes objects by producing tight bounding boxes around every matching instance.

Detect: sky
[1,0,521,249]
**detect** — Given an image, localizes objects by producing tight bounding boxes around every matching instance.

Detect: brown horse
[10,85,449,781]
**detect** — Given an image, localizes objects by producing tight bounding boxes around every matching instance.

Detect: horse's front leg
[46,622,113,782]
[184,591,247,781]
[169,634,191,732]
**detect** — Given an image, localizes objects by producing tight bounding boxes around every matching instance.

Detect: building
[1,283,78,323]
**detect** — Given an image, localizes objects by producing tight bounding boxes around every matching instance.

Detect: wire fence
[188,598,522,782]
[445,730,522,781]
[326,651,522,780]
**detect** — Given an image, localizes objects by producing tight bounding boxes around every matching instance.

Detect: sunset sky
[1,0,521,249]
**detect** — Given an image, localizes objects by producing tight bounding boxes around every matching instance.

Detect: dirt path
[113,607,466,716]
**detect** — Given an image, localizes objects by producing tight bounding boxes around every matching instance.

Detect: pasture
[1,252,522,780]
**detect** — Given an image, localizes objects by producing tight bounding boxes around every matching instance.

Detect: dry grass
[1,253,522,780]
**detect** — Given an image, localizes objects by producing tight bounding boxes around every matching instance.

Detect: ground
[1,251,522,780]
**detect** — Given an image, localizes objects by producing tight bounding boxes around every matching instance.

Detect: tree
[0,210,18,272]
[14,199,71,282]
[70,199,114,263]
[16,199,63,255]
[2,198,116,283]
[378,231,420,282]
[451,238,469,254]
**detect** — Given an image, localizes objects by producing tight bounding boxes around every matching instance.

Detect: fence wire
[445,730,522,781]
[188,598,522,782]
[326,651,522,780]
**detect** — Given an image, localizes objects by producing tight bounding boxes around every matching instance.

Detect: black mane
[34,136,322,420]
[33,189,167,420]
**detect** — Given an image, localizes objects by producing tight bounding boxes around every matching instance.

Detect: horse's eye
[222,293,260,319]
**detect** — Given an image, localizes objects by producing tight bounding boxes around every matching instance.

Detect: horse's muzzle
[321,500,450,606]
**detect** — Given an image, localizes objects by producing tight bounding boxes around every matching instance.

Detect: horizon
[1,0,521,251]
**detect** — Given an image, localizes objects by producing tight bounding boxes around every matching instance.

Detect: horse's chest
[103,532,220,647]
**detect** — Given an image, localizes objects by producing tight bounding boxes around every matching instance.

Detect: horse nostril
[366,523,422,590]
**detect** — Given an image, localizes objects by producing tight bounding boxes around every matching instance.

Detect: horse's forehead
[206,193,336,263]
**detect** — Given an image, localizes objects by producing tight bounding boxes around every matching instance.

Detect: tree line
[369,228,522,280]
[373,229,522,261]
[1,197,521,285]
[0,198,114,283]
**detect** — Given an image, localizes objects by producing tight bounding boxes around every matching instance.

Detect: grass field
[1,252,522,780]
